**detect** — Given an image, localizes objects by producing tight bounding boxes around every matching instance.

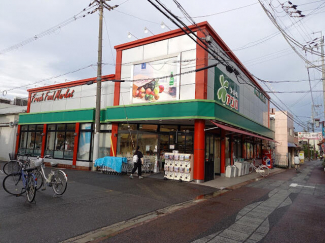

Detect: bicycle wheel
[3,161,21,175]
[52,170,67,195]
[258,165,270,177]
[26,174,36,203]
[2,173,25,195]
[34,169,44,190]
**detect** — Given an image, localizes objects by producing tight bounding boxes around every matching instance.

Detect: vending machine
[262,148,273,169]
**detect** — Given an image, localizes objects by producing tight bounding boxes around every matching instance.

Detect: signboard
[254,88,267,104]
[297,132,322,140]
[214,67,239,111]
[131,56,180,104]
[31,88,74,103]
[299,151,304,164]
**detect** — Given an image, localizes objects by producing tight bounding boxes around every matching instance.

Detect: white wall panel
[80,97,96,109]
[168,33,197,54]
[66,97,81,110]
[180,84,195,100]
[122,46,144,63]
[54,99,67,111]
[143,39,168,60]
[30,102,42,113]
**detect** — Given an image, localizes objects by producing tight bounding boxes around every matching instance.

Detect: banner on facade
[131,55,180,104]
[297,132,322,140]
[214,67,239,111]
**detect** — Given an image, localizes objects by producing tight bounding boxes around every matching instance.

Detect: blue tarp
[94,156,128,173]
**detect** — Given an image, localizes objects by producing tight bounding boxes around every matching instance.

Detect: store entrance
[205,134,221,181]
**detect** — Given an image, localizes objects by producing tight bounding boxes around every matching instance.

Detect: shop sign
[131,55,180,104]
[298,132,322,140]
[254,88,267,104]
[214,67,239,111]
[31,88,75,103]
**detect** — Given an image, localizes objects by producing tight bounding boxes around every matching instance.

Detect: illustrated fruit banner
[131,56,180,104]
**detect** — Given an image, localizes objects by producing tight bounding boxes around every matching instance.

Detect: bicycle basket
[30,158,44,168]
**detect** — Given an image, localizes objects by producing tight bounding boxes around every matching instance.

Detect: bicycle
[31,157,68,195]
[2,161,37,203]
[249,160,270,177]
[2,153,31,175]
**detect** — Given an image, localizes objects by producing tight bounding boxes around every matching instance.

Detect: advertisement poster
[214,67,240,111]
[131,56,180,104]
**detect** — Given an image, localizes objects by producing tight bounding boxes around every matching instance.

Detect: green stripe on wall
[19,109,107,124]
[18,100,274,139]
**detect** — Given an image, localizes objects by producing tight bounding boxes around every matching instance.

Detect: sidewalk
[200,167,285,189]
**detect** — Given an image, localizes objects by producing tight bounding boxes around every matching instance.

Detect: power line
[0,5,98,55]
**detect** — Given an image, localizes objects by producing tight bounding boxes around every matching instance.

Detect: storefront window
[180,126,194,132]
[139,124,157,132]
[18,125,43,156]
[45,131,55,157]
[185,134,193,154]
[78,131,92,160]
[117,133,137,157]
[98,133,111,158]
[64,131,74,159]
[119,123,137,131]
[159,125,178,132]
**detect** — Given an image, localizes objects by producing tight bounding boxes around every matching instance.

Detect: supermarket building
[17,21,274,183]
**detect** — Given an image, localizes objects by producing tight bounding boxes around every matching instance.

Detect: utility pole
[92,0,118,171]
[93,0,104,171]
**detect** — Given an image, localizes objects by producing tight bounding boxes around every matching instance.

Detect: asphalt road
[0,162,216,243]
[98,161,325,243]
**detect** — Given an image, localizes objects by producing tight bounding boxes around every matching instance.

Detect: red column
[220,130,226,174]
[193,119,205,183]
[241,135,246,159]
[230,134,234,165]
[72,123,80,167]
[15,125,21,155]
[40,124,47,158]
[195,30,208,100]
[110,123,118,157]
[27,92,31,113]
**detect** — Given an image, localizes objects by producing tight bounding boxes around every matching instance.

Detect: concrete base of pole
[92,132,100,171]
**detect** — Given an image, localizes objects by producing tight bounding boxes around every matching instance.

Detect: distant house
[270,109,299,168]
[0,102,27,161]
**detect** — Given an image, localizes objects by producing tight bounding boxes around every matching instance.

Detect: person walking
[130,146,144,179]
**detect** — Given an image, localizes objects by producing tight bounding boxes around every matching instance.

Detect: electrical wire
[0,5,98,55]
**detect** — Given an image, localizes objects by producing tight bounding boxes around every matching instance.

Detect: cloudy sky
[0,0,324,132]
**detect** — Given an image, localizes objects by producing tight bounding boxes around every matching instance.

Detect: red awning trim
[210,120,277,143]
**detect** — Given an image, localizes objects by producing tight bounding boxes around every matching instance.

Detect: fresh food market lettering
[31,89,75,102]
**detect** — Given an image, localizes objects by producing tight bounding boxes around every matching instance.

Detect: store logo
[31,88,74,102]
[217,74,238,110]
[254,88,266,104]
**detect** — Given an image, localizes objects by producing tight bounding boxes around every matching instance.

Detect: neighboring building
[270,109,299,168]
[297,132,322,158]
[0,103,27,161]
[16,21,274,182]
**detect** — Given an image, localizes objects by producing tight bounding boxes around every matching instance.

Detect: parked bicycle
[2,153,31,175]
[249,160,270,177]
[31,157,68,195]
[2,161,37,203]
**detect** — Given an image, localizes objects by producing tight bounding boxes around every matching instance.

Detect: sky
[0,0,324,132]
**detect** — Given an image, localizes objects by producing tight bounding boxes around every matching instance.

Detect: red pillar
[40,124,47,158]
[220,130,226,174]
[230,135,234,165]
[193,119,205,183]
[110,123,118,157]
[241,135,246,159]
[15,125,21,155]
[72,123,80,167]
